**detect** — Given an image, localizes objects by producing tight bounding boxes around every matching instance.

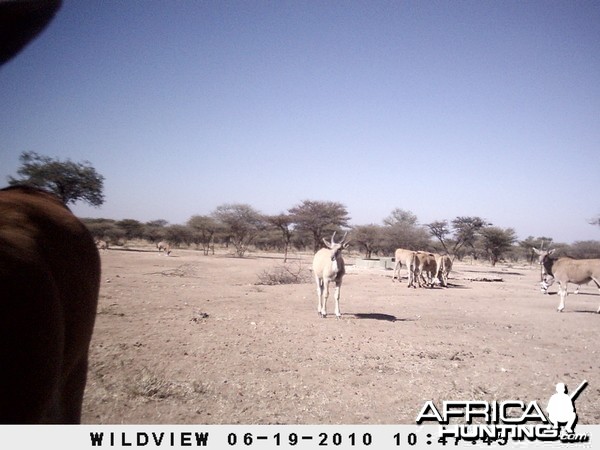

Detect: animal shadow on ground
[348,313,410,322]
[461,269,524,276]
[572,309,600,314]
[107,248,179,255]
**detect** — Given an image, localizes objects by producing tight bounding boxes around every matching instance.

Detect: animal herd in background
[310,239,600,318]
[392,248,453,288]
[311,237,456,318]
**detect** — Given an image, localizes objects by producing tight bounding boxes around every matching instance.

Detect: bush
[256,261,311,285]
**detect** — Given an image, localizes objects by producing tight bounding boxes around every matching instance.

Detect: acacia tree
[143,220,168,244]
[267,214,294,262]
[451,216,489,258]
[382,208,431,253]
[518,236,553,264]
[212,204,264,257]
[480,227,517,266]
[383,208,418,227]
[8,151,105,206]
[187,215,221,255]
[353,224,384,259]
[115,219,144,241]
[81,218,119,242]
[426,220,451,254]
[288,200,350,253]
[164,224,194,247]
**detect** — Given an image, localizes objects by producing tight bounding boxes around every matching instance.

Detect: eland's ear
[548,249,556,256]
[342,240,350,249]
[532,247,541,255]
[322,238,332,248]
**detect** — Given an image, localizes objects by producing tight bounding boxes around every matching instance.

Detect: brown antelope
[413,251,438,287]
[435,254,453,287]
[157,241,171,255]
[533,248,600,312]
[312,232,349,318]
[0,186,101,423]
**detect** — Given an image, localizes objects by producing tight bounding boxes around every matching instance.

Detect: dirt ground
[82,246,599,425]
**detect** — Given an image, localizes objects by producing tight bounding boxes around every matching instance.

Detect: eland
[435,254,453,287]
[414,251,439,287]
[533,248,600,313]
[0,186,100,423]
[392,248,417,287]
[157,241,171,255]
[312,232,349,318]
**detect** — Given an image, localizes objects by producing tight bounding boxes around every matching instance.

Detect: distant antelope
[414,251,438,287]
[312,232,349,318]
[533,248,600,312]
[95,239,108,250]
[392,248,417,287]
[157,241,171,255]
[0,186,100,423]
[435,254,453,287]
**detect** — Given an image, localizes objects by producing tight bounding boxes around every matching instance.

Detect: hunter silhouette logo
[546,380,587,435]
[416,379,590,444]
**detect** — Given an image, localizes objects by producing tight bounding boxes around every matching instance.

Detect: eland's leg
[557,283,567,312]
[442,271,449,287]
[408,267,415,288]
[315,276,324,317]
[437,271,445,287]
[392,261,400,282]
[321,280,330,318]
[333,280,342,319]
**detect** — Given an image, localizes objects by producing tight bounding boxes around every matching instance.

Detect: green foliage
[566,241,600,259]
[8,151,104,206]
[266,214,294,262]
[289,200,350,252]
[383,208,418,227]
[143,220,168,243]
[187,215,221,255]
[164,224,194,247]
[212,203,265,257]
[115,219,144,240]
[352,224,384,259]
[480,227,517,266]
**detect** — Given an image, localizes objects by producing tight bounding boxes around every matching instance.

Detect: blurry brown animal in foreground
[0,186,100,423]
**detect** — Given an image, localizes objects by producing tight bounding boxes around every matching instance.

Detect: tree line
[7,152,600,265]
[81,202,600,266]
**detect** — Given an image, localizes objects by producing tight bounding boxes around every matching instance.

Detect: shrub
[256,261,311,285]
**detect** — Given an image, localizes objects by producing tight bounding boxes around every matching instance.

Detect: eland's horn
[331,231,337,243]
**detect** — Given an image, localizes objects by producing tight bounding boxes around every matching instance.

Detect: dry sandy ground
[82,246,599,425]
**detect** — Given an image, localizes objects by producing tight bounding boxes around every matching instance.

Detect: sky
[1,0,599,244]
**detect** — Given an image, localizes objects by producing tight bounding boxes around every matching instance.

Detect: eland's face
[328,243,344,261]
[322,231,349,261]
[538,252,548,265]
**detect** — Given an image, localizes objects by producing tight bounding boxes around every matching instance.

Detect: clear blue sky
[1,0,599,244]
